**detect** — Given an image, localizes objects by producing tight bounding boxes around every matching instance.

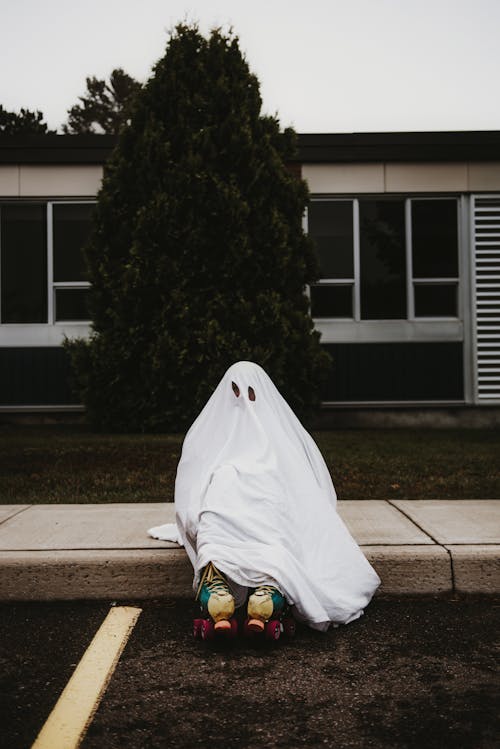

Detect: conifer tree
[66,24,330,431]
[62,68,142,135]
[0,105,56,134]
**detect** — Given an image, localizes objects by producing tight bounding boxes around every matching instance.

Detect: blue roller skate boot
[193,561,237,640]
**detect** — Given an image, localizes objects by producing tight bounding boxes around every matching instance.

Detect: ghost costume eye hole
[248,386,256,402]
[231,381,240,398]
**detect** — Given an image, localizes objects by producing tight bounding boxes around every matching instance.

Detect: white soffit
[302,163,384,193]
[19,165,103,197]
[0,166,19,196]
[385,162,468,192]
[468,162,500,191]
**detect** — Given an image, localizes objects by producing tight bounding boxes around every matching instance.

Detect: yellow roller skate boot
[195,562,236,636]
[246,584,286,635]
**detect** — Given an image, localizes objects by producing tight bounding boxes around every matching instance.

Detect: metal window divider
[405,198,414,320]
[353,199,360,321]
[47,202,54,325]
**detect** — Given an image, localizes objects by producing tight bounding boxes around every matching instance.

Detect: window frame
[305,198,359,321]
[0,199,94,327]
[406,197,461,321]
[0,200,48,325]
[308,195,461,323]
[49,200,93,325]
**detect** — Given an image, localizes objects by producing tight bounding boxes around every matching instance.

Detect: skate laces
[197,562,231,599]
[255,585,279,597]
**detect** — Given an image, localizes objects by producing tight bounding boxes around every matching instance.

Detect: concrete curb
[0,501,498,601]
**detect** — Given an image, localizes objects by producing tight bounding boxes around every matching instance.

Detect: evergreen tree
[62,68,142,134]
[0,105,56,134]
[66,24,330,431]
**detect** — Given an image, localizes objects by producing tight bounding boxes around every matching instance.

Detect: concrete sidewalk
[0,500,499,601]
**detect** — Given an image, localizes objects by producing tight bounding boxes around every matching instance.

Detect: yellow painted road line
[32,605,142,749]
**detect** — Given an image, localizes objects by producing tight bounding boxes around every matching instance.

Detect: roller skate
[243,585,296,642]
[193,562,238,641]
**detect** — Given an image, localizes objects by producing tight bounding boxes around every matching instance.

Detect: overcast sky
[1,0,499,134]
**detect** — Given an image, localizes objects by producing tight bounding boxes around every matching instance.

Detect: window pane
[1,203,47,323]
[53,203,94,282]
[55,288,90,321]
[359,200,406,319]
[412,200,458,277]
[308,201,353,278]
[310,284,353,318]
[414,283,457,317]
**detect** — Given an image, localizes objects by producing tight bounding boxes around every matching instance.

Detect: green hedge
[65,24,330,431]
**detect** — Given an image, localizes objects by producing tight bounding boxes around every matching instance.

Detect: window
[308,200,354,318]
[359,199,406,319]
[309,197,459,320]
[0,201,94,325]
[54,288,90,322]
[52,203,94,322]
[411,199,458,317]
[414,282,457,317]
[1,204,47,323]
[53,203,93,282]
[308,200,354,278]
[310,283,353,318]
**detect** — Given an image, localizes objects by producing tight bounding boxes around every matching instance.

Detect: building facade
[0,132,499,419]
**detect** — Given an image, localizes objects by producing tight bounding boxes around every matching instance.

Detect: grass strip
[1,425,499,503]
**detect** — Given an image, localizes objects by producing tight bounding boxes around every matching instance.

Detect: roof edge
[0,131,499,164]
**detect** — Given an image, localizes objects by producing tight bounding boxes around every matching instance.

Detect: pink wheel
[282,617,296,638]
[244,617,266,636]
[229,617,239,639]
[193,618,204,639]
[201,618,215,641]
[265,619,281,641]
[243,617,254,638]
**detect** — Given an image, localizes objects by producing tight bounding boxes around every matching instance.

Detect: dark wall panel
[322,342,464,401]
[0,343,464,407]
[0,348,78,406]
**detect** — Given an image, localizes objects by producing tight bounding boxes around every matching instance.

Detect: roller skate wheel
[214,619,231,632]
[265,620,281,641]
[201,618,215,641]
[193,618,204,639]
[282,617,296,638]
[243,617,253,637]
[247,618,265,633]
[229,617,239,638]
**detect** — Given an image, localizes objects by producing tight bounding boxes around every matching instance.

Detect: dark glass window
[310,284,353,318]
[359,200,406,319]
[412,200,458,277]
[1,203,47,323]
[55,288,90,321]
[414,283,457,317]
[308,201,353,278]
[53,203,94,282]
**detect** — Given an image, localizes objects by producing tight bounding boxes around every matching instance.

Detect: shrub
[65,24,330,431]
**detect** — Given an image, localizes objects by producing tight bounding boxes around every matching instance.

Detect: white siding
[472,195,500,403]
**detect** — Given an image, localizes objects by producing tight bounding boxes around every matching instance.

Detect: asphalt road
[1,597,499,749]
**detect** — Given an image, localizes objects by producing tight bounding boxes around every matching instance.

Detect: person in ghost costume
[148,361,381,633]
